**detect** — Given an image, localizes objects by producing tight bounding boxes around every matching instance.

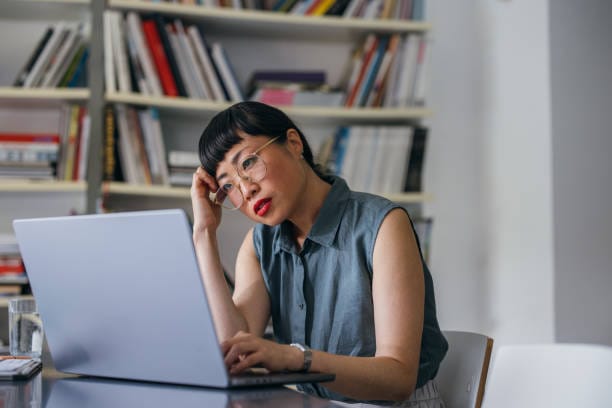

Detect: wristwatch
[289,343,312,372]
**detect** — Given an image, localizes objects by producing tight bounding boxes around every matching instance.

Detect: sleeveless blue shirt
[252,176,447,402]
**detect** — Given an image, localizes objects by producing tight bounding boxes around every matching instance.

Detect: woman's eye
[221,183,234,192]
[241,156,258,171]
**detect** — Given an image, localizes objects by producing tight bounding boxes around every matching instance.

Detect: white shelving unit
[2,0,433,208]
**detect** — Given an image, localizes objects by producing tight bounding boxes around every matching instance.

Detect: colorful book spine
[142,19,179,97]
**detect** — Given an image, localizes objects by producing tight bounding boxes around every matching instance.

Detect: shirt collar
[276,176,350,253]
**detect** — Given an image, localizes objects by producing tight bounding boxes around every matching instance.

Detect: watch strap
[289,343,312,372]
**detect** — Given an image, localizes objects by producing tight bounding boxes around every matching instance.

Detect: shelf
[104,182,430,204]
[0,88,89,108]
[0,180,87,193]
[106,92,431,124]
[383,192,432,203]
[108,0,430,40]
[104,182,191,199]
[0,0,90,21]
[0,276,29,285]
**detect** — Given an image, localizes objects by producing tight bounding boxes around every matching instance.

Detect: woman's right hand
[191,166,222,237]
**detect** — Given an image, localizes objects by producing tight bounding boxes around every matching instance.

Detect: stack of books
[0,107,90,182]
[0,133,59,180]
[249,70,344,107]
[104,105,170,186]
[104,12,243,101]
[13,22,89,88]
[167,150,200,187]
[0,235,26,296]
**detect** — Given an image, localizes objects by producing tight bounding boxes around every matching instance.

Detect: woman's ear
[285,129,304,158]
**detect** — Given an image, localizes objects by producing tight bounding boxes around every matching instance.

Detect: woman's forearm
[310,351,418,402]
[193,228,248,341]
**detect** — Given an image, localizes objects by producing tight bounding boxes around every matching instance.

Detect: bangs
[198,102,294,177]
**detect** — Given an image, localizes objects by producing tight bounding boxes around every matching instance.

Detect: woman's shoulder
[345,189,402,220]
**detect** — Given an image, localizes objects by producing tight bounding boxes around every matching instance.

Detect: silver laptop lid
[14,209,229,387]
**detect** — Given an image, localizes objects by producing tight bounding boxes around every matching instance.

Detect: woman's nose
[239,177,259,201]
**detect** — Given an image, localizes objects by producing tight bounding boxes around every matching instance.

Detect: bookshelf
[0,0,94,237]
[2,0,433,211]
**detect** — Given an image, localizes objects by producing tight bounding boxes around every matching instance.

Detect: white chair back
[437,330,494,408]
[482,344,612,408]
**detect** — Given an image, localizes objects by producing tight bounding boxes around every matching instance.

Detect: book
[104,12,116,93]
[142,18,179,97]
[383,126,413,193]
[248,70,326,93]
[115,104,139,183]
[168,150,200,168]
[366,33,400,107]
[410,35,428,106]
[174,19,210,100]
[412,217,433,262]
[153,15,187,97]
[13,25,54,86]
[23,22,68,87]
[70,107,86,181]
[109,11,133,93]
[165,22,198,98]
[210,42,244,101]
[188,25,226,102]
[403,125,427,192]
[310,0,335,15]
[103,106,121,181]
[48,24,87,88]
[65,46,89,88]
[356,35,389,106]
[126,31,150,95]
[148,108,170,185]
[393,34,420,107]
[324,0,352,15]
[76,113,91,181]
[126,12,163,96]
[127,107,152,184]
[344,34,377,107]
[40,23,82,88]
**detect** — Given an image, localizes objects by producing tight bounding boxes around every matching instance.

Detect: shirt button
[298,303,304,310]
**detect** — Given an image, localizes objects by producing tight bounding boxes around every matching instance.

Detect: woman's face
[214,130,306,225]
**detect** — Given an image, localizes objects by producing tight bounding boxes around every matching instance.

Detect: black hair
[198,101,326,178]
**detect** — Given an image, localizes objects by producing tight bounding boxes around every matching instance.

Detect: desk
[0,368,339,407]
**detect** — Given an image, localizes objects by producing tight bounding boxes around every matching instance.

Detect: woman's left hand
[221,331,302,374]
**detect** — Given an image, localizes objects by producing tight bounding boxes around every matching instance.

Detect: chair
[481,344,612,408]
[436,330,494,408]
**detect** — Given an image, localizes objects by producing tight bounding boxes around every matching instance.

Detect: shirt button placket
[293,254,307,344]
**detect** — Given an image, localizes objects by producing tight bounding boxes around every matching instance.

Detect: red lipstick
[253,198,271,216]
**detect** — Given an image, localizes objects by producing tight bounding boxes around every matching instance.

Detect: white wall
[427,0,555,344]
[549,0,612,345]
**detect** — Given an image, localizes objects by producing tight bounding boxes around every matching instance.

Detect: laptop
[13,209,334,388]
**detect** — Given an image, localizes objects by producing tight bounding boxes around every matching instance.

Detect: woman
[191,101,447,406]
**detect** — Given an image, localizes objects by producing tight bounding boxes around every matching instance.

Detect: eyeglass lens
[214,155,267,210]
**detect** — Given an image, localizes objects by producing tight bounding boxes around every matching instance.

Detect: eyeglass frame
[211,136,281,210]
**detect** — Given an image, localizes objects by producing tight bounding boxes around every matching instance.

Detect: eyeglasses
[212,136,280,210]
